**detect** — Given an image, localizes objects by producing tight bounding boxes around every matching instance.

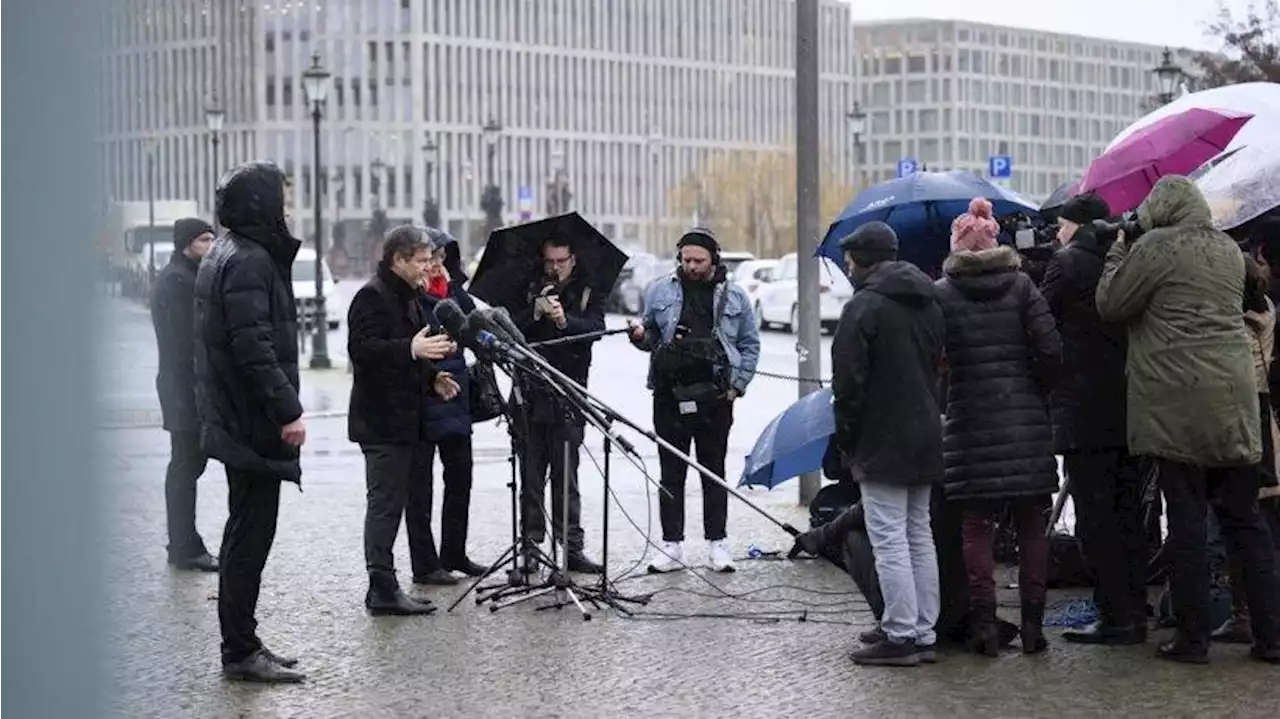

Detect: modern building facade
[849,19,1198,199]
[98,0,857,257]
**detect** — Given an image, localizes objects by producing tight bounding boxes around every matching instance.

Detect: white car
[292,247,341,330]
[732,259,779,308]
[719,251,757,279]
[755,253,853,333]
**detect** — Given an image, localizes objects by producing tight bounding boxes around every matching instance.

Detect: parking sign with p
[988,155,1012,179]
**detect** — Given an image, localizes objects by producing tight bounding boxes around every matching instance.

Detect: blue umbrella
[819,171,1039,273]
[740,388,835,489]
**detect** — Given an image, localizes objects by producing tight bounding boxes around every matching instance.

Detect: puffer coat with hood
[193,161,304,482]
[1097,175,1261,467]
[935,246,1062,501]
[831,260,947,488]
[417,231,476,440]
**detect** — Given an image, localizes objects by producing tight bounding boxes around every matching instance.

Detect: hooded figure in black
[151,217,218,572]
[193,161,306,684]
[1040,193,1150,646]
[829,221,948,667]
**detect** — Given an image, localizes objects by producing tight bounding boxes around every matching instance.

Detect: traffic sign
[988,155,1013,179]
[896,158,919,178]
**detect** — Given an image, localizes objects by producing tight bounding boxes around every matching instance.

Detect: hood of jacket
[1068,223,1113,259]
[216,161,299,263]
[1137,175,1214,232]
[942,245,1022,300]
[859,260,938,307]
[424,227,468,283]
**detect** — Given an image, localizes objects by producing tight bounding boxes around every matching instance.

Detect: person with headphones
[628,228,761,573]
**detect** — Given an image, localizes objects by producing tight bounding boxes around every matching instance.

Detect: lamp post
[302,52,333,369]
[204,97,225,226]
[550,140,567,214]
[421,133,439,228]
[479,117,504,254]
[647,128,664,252]
[482,117,502,185]
[846,101,867,188]
[1152,47,1183,105]
[146,137,157,287]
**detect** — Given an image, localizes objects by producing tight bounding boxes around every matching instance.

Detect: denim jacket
[633,273,761,395]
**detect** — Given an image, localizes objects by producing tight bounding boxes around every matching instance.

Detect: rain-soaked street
[94,286,1277,718]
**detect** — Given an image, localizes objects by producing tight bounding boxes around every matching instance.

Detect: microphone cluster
[432,299,525,360]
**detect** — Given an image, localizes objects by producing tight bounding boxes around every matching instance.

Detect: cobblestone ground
[95,295,1276,718]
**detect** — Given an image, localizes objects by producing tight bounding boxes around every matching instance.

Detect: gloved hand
[787,527,824,559]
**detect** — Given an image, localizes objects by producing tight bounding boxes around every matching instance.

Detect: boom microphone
[432,298,468,343]
[487,306,529,346]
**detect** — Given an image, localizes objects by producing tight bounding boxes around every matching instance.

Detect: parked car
[755,253,853,334]
[719,251,757,279]
[733,259,779,308]
[610,252,670,315]
[293,247,341,330]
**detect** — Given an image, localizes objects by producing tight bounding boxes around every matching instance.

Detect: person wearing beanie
[1039,192,1150,647]
[825,220,948,666]
[936,201,1063,657]
[950,197,1001,253]
[628,226,760,574]
[149,217,217,575]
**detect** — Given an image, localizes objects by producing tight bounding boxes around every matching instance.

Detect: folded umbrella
[1194,141,1280,231]
[1081,107,1253,214]
[740,388,835,489]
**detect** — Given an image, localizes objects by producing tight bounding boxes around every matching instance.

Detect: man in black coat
[830,221,947,667]
[348,226,461,611]
[1041,193,1149,645]
[194,161,306,683]
[510,236,606,574]
[151,217,218,572]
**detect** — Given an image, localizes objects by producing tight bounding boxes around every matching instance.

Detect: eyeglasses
[543,256,573,267]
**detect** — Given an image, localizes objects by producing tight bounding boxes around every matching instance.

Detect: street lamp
[302,52,333,369]
[550,140,567,214]
[421,132,439,228]
[204,96,225,226]
[846,101,867,187]
[1152,47,1183,105]
[479,117,504,252]
[146,137,158,287]
[647,129,664,252]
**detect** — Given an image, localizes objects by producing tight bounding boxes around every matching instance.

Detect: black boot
[222,650,306,683]
[442,556,488,577]
[260,645,299,668]
[365,571,436,616]
[169,552,219,573]
[568,551,604,575]
[964,603,1001,658]
[1020,600,1048,654]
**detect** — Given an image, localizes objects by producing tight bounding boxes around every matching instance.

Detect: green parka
[1096,175,1260,467]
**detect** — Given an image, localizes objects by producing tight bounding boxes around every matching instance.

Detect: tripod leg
[449,543,517,612]
[600,436,611,592]
[562,587,592,621]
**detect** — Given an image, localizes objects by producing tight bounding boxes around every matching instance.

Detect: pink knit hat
[950,197,1000,252]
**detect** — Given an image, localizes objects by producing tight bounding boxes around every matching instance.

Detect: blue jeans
[861,482,941,645]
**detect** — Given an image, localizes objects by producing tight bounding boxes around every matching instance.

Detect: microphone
[486,306,529,346]
[433,298,468,343]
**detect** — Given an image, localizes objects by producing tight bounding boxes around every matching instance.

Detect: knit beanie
[1059,194,1111,226]
[174,217,214,252]
[949,198,1000,252]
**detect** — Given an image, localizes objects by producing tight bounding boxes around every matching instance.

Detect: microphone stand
[528,327,631,349]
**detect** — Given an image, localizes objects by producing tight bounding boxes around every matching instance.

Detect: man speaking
[510,236,605,574]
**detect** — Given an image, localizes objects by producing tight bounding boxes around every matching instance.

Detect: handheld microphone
[433,298,468,343]
[487,306,529,346]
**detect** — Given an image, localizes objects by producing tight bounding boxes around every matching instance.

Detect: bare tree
[1196,0,1280,86]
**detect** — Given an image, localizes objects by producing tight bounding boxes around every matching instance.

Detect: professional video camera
[1091,211,1147,245]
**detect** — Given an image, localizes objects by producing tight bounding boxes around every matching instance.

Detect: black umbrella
[1040,179,1079,212]
[468,212,629,311]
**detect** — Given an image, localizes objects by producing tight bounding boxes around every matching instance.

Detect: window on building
[907,55,926,73]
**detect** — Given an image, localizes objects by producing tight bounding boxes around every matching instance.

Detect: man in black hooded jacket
[194,161,306,683]
[151,217,218,572]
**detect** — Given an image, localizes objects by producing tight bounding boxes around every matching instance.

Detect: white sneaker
[708,539,736,573]
[647,541,685,574]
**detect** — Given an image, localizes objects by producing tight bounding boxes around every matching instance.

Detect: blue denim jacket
[633,273,761,395]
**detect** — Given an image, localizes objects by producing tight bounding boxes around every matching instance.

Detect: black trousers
[1157,458,1280,649]
[219,469,282,665]
[654,397,731,543]
[426,433,474,563]
[361,443,440,578]
[165,430,210,561]
[519,421,585,551]
[1065,448,1149,627]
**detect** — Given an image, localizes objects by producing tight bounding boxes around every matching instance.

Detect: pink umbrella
[1079,108,1254,214]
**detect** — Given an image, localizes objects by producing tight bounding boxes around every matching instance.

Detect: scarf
[426,275,450,299]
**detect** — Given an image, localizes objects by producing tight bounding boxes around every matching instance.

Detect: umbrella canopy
[1079,107,1252,215]
[467,212,629,311]
[740,388,835,489]
[1196,141,1280,231]
[1108,82,1280,154]
[1040,179,1081,212]
[820,171,1039,272]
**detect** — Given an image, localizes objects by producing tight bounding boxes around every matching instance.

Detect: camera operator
[348,226,460,616]
[509,236,605,575]
[1096,176,1280,664]
[629,228,761,573]
[1039,194,1149,646]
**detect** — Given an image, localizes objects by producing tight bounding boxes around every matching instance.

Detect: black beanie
[1059,194,1111,225]
[677,227,720,258]
[840,221,899,257]
[174,218,214,252]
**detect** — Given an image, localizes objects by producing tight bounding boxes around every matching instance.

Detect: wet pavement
[95,290,1276,718]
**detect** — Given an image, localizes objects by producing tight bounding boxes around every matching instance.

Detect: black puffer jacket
[194,162,303,481]
[151,252,202,432]
[831,261,946,487]
[935,246,1062,501]
[1040,226,1128,452]
[511,270,606,424]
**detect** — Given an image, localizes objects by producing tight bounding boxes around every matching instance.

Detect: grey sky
[848,0,1255,51]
